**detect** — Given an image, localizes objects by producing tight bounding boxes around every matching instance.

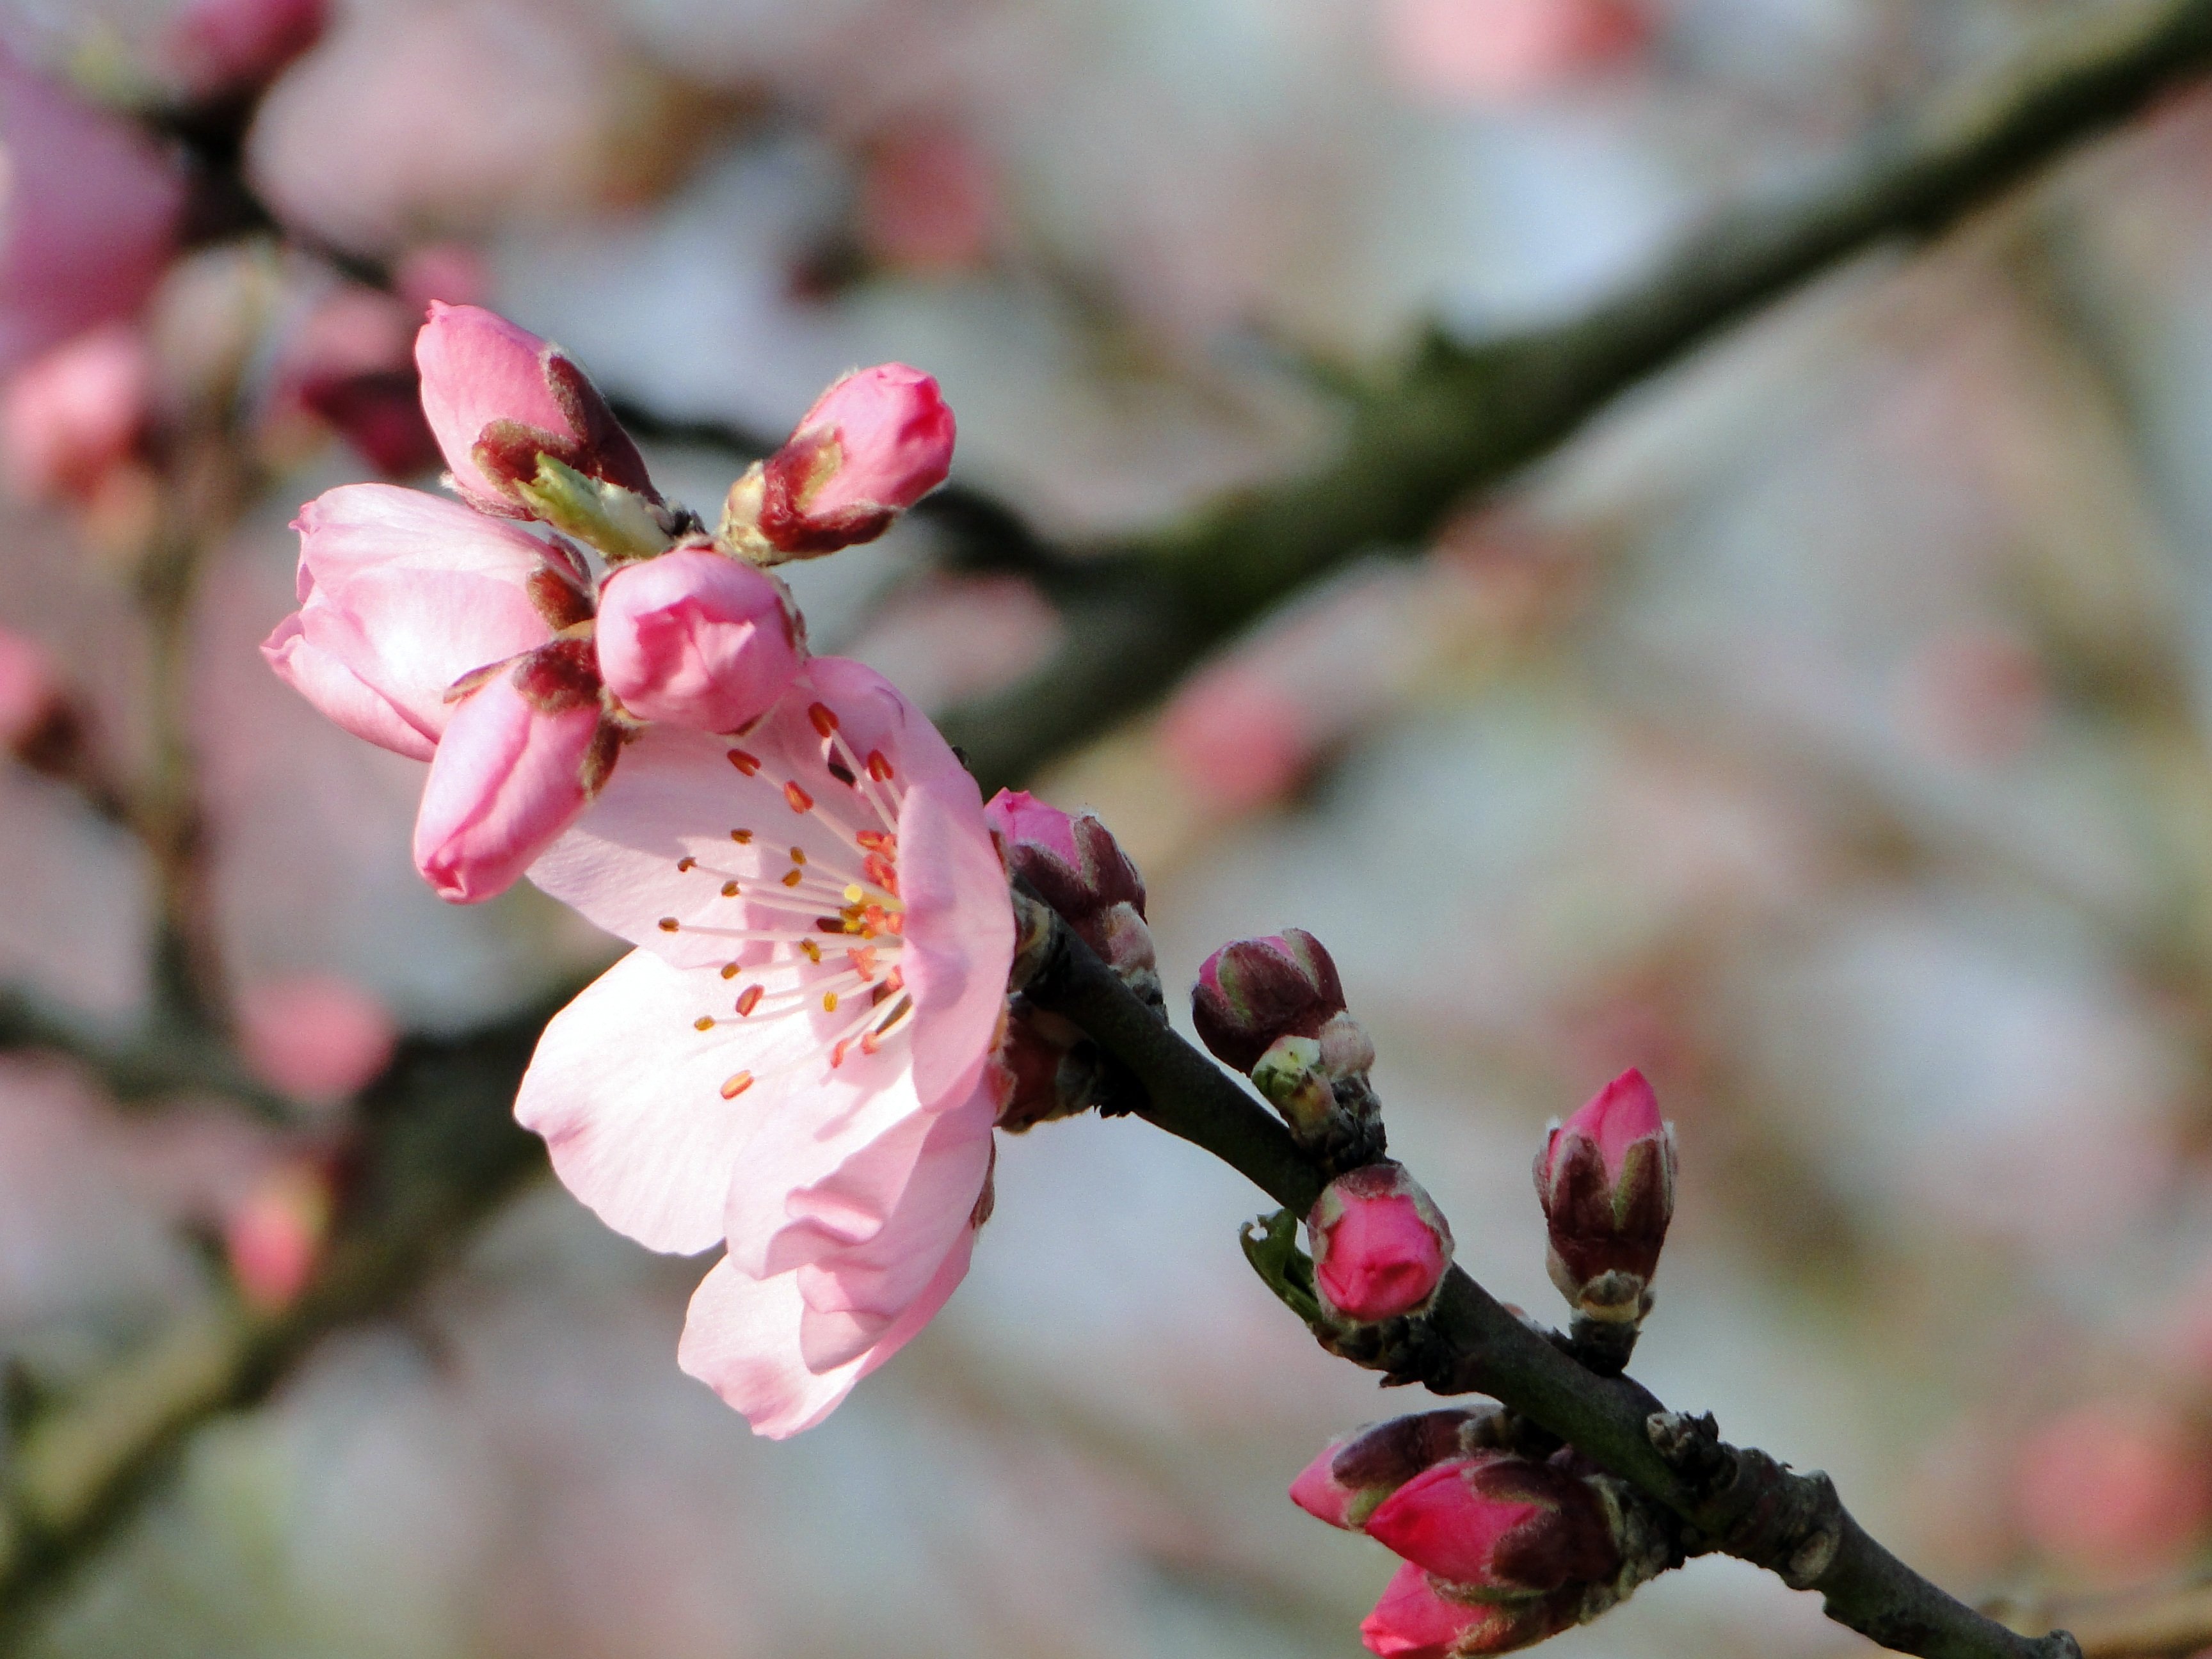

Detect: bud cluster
[1534,1068,1676,1350]
[988,789,1159,1130]
[1293,1412,1672,1658]
[1192,929,1382,1167]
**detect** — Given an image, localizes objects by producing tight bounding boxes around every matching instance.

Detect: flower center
[653,701,918,1097]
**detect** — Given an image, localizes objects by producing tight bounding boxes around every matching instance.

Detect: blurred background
[0,0,2209,1653]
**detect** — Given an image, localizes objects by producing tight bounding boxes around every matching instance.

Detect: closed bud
[1310,1162,1453,1322]
[1359,1563,1578,1658]
[1534,1068,1676,1322]
[993,1005,1109,1132]
[746,364,954,558]
[595,545,805,731]
[1291,1409,1503,1531]
[984,789,1154,990]
[1193,929,1345,1074]
[1365,1452,1621,1601]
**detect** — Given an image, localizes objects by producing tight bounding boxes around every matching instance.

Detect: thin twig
[1017,906,2081,1659]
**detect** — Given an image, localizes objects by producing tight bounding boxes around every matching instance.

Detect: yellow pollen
[823,991,840,1012]
[780,869,803,888]
[801,939,821,963]
[730,829,753,844]
[693,1016,714,1032]
[721,963,740,979]
[657,917,679,932]
[844,884,864,902]
[721,880,740,897]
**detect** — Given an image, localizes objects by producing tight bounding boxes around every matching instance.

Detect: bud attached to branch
[1291,1408,1505,1531]
[1365,1452,1622,1601]
[724,364,955,562]
[1359,1562,1578,1658]
[1534,1068,1676,1328]
[1194,929,1382,1164]
[986,789,1158,1129]
[1310,1162,1453,1322]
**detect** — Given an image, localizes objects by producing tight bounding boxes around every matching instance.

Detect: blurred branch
[0,985,290,1120]
[1017,901,2081,1659]
[0,988,568,1637]
[2049,1580,2212,1659]
[933,0,2212,790]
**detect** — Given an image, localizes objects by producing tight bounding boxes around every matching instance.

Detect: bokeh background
[1,0,2210,1653]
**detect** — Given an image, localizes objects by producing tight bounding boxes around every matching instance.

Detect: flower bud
[411,639,616,903]
[1310,1162,1453,1322]
[1192,929,1345,1073]
[595,546,805,732]
[748,364,954,557]
[1359,1562,1576,1658]
[1534,1068,1676,1322]
[0,625,67,759]
[1291,1409,1502,1531]
[415,302,656,518]
[1366,1452,1621,1600]
[223,1157,336,1313]
[1,323,150,504]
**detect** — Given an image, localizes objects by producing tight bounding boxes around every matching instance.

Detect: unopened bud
[741,364,954,559]
[1365,1452,1621,1601]
[1310,1162,1453,1322]
[1534,1068,1676,1323]
[1193,929,1345,1073]
[985,789,1155,995]
[223,1157,336,1313]
[1359,1562,1578,1658]
[595,545,805,730]
[1291,1409,1503,1531]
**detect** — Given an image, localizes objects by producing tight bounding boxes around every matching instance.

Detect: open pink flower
[515,654,1014,1435]
[262,481,589,760]
[0,50,184,374]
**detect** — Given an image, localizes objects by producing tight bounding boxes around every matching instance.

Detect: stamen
[659,917,679,933]
[721,963,740,979]
[721,880,740,897]
[731,829,753,844]
[735,984,764,1016]
[728,749,761,776]
[789,847,806,865]
[781,869,803,888]
[867,751,894,781]
[785,781,813,813]
[720,1071,754,1099]
[823,991,840,1012]
[808,702,839,737]
[801,940,821,963]
[677,856,696,872]
[693,1016,714,1031]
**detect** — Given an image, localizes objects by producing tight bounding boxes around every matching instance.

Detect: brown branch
[1016,904,2081,1659]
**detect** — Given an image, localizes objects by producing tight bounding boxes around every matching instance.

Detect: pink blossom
[1291,1411,1492,1531]
[236,974,397,1104]
[858,125,999,273]
[1365,1454,1619,1595]
[1158,660,1311,812]
[223,1157,335,1312]
[595,547,805,732]
[1359,1564,1544,1658]
[274,286,440,477]
[1310,1162,1453,1322]
[0,51,184,374]
[2014,1400,2212,1578]
[0,625,62,750]
[515,655,1014,1435]
[1,323,151,504]
[758,365,955,555]
[1534,1067,1676,1315]
[166,0,328,95]
[262,482,585,760]
[415,301,650,512]
[412,643,611,904]
[1377,0,1647,105]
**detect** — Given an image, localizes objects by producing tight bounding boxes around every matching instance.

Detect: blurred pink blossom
[0,52,182,374]
[166,0,329,97]
[1377,0,1647,104]
[515,656,1014,1436]
[1158,660,1311,812]
[395,243,491,311]
[273,286,442,477]
[1,324,152,505]
[236,974,398,1102]
[221,1155,336,1311]
[2013,1399,2212,1580]
[595,547,806,733]
[858,125,1000,274]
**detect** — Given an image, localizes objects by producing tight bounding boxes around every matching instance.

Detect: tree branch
[0,989,565,1634]
[1016,905,2080,1659]
[0,984,292,1121]
[936,0,2212,791]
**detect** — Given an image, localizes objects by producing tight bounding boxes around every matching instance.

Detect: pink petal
[897,775,1015,1103]
[260,609,435,760]
[411,669,597,903]
[595,547,806,733]
[516,950,790,1255]
[414,301,573,506]
[677,1227,974,1439]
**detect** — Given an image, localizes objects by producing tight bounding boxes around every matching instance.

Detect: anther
[677,856,696,872]
[721,963,740,979]
[735,985,764,1016]
[785,781,813,813]
[808,702,840,737]
[728,749,760,776]
[867,751,893,781]
[844,883,864,902]
[730,829,753,844]
[721,880,740,897]
[801,940,822,963]
[720,1071,753,1100]
[781,869,803,888]
[789,847,806,865]
[658,917,680,933]
[823,991,840,1012]
[693,1016,714,1032]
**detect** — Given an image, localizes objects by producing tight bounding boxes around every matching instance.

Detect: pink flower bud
[1366,1452,1621,1598]
[1359,1562,1574,1658]
[414,301,652,512]
[0,625,64,753]
[166,0,328,96]
[595,547,804,732]
[1193,930,1345,1075]
[1310,1162,1454,1322]
[1,323,151,504]
[1291,1410,1498,1531]
[411,641,614,903]
[757,364,954,555]
[1534,1068,1676,1317]
[223,1157,335,1313]
[984,789,1149,962]
[236,975,397,1105]
[0,50,183,374]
